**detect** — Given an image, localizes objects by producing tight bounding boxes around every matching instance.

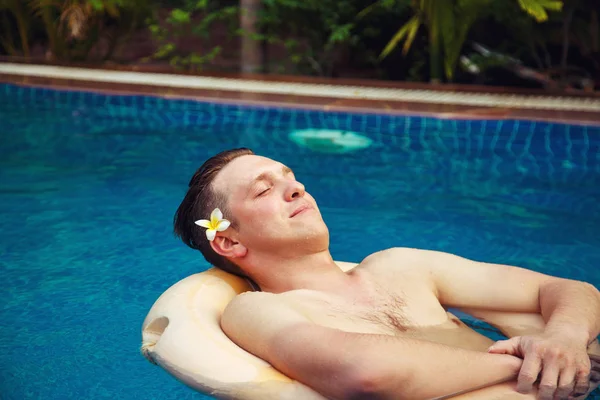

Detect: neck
[243,250,355,294]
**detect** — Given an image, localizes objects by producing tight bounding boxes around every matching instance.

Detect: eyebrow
[246,165,294,195]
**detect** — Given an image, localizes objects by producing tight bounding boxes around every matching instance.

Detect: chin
[301,226,329,247]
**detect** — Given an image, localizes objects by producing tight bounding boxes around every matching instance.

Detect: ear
[210,234,247,259]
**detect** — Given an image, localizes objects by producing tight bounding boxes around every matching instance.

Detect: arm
[393,247,600,397]
[399,248,600,344]
[539,279,600,347]
[221,292,522,400]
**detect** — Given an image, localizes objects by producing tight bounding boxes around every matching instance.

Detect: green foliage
[440,0,494,81]
[571,7,599,57]
[365,0,490,81]
[0,0,153,61]
[1,0,594,88]
[380,15,419,58]
[145,0,237,71]
[0,0,32,56]
[169,9,190,24]
[517,0,563,22]
[365,0,564,82]
[256,0,374,76]
[484,0,563,71]
[479,0,597,90]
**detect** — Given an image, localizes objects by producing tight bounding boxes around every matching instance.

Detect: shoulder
[227,290,275,309]
[222,291,309,336]
[358,247,457,286]
[360,247,432,270]
[222,291,282,326]
[362,247,464,267]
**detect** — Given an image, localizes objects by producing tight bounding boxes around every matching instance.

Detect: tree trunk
[240,0,262,73]
[14,0,30,57]
[40,5,62,60]
[429,25,442,83]
[427,2,442,84]
[1,12,17,56]
[560,4,575,82]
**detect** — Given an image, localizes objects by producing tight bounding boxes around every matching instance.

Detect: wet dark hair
[173,148,254,278]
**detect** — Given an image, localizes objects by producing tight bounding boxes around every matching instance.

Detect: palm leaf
[379,15,421,59]
[443,0,492,79]
[0,0,31,56]
[103,2,120,18]
[60,3,88,38]
[517,0,563,22]
[357,0,410,19]
[401,15,421,54]
[356,0,386,19]
[437,0,456,79]
[28,0,61,17]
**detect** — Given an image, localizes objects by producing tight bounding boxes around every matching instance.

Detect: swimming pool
[1,82,599,399]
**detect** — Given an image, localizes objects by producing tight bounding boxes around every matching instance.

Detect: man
[173,148,600,400]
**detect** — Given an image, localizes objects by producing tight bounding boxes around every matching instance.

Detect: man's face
[212,155,329,255]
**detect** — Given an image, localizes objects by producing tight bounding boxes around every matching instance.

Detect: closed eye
[257,187,270,197]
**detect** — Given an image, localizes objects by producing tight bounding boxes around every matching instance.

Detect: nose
[284,180,305,201]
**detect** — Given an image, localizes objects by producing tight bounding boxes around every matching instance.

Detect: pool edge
[1,63,600,127]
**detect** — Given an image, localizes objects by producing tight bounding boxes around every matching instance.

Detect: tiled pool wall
[4,82,599,173]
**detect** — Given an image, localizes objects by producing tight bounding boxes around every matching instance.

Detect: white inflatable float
[140,267,332,400]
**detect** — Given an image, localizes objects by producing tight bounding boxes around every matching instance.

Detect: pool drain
[289,129,372,154]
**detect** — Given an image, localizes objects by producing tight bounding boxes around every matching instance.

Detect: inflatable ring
[140,267,331,400]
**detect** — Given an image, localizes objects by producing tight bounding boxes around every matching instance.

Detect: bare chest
[283,287,495,352]
[283,279,450,336]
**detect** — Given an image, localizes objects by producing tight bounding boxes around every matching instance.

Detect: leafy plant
[0,0,32,56]
[363,0,564,82]
[517,0,562,22]
[0,0,153,62]
[28,0,124,59]
[145,0,238,71]
[256,0,373,76]
[485,0,596,89]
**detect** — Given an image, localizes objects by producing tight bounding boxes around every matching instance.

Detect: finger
[572,368,591,397]
[590,371,600,387]
[568,380,592,400]
[538,354,560,400]
[517,354,542,394]
[568,391,590,400]
[590,363,600,382]
[569,359,598,400]
[589,361,600,386]
[591,356,600,375]
[555,363,576,399]
[488,337,520,355]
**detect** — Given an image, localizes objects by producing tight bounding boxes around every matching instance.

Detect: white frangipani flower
[194,208,231,241]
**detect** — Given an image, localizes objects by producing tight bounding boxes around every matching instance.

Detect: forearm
[540,279,600,345]
[271,324,522,400]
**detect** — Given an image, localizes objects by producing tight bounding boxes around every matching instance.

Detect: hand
[487,334,591,400]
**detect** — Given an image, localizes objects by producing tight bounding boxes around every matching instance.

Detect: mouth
[290,204,312,218]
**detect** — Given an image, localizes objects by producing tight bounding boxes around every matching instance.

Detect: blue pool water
[1,82,599,399]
